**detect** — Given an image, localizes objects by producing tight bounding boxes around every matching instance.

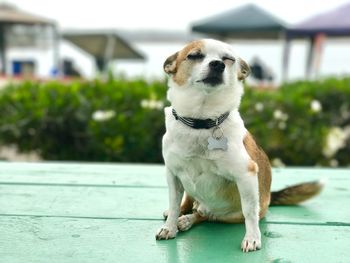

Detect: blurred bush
[0,78,167,162]
[0,77,349,166]
[241,77,350,167]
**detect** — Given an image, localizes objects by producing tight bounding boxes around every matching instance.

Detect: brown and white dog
[155,39,323,252]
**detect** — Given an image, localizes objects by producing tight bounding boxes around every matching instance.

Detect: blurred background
[0,0,349,167]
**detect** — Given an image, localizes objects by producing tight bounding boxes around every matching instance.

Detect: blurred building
[0,3,58,77]
[0,4,145,79]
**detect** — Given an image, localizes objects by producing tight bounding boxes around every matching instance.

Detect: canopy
[287,3,350,38]
[62,30,145,72]
[191,4,288,39]
[283,3,350,80]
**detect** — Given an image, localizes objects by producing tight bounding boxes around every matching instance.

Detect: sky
[2,0,350,31]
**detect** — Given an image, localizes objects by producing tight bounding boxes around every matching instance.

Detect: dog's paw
[177,215,193,232]
[241,235,261,252]
[155,226,177,240]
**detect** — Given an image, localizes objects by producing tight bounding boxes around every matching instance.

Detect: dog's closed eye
[222,56,236,63]
[187,52,205,60]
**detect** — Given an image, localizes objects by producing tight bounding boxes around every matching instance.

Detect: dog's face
[164,39,250,91]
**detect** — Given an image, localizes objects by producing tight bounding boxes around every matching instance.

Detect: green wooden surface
[0,162,349,263]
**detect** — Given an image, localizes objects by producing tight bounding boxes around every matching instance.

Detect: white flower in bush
[278,122,287,130]
[271,158,286,167]
[310,100,322,112]
[322,126,350,157]
[140,99,163,110]
[255,102,264,112]
[273,109,288,121]
[92,110,116,122]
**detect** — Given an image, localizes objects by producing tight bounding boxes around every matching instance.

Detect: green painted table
[0,162,349,263]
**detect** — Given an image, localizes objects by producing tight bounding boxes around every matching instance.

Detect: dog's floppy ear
[163,52,178,75]
[238,58,250,81]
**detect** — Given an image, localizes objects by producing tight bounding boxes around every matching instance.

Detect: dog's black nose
[209,60,225,73]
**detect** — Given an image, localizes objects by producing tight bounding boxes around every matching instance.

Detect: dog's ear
[238,58,250,81]
[163,52,179,75]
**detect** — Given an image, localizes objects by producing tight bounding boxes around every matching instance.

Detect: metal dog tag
[207,126,228,151]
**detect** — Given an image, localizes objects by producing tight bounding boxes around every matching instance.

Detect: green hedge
[241,78,350,167]
[0,77,349,166]
[0,79,167,162]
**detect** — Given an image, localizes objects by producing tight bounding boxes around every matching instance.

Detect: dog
[155,39,323,252]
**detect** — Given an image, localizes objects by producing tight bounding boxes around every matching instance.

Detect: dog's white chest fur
[163,107,250,216]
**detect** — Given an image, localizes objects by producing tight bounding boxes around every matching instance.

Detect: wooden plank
[0,216,349,263]
[0,164,349,224]
[0,180,349,224]
[0,161,167,187]
[271,167,350,191]
[0,162,348,188]
[267,167,350,224]
[0,184,168,220]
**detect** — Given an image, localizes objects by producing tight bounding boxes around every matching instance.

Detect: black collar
[172,108,230,129]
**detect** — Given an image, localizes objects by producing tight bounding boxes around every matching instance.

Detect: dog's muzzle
[201,60,225,86]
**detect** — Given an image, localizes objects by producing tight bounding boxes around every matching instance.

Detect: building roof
[0,3,55,25]
[191,4,288,39]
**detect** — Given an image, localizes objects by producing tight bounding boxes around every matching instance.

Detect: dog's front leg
[236,172,261,252]
[156,169,183,240]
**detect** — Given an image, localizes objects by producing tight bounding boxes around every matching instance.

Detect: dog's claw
[241,236,261,252]
[163,210,168,220]
[155,226,177,240]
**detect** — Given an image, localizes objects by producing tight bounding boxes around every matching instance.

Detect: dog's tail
[270,180,325,206]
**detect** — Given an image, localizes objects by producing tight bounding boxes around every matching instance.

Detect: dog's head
[163,39,250,90]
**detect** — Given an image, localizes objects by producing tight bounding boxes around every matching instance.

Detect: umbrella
[62,30,145,72]
[283,3,350,79]
[191,3,288,39]
[287,3,350,37]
